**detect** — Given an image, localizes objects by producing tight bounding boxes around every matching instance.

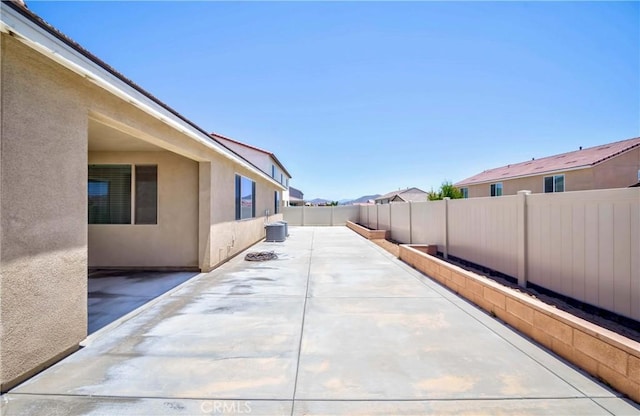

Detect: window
[461,187,469,199]
[271,165,276,178]
[88,164,157,224]
[274,191,280,214]
[544,174,565,193]
[235,174,256,220]
[490,182,503,197]
[280,173,284,184]
[286,178,289,189]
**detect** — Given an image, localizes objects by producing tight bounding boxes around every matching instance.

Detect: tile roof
[456,137,640,186]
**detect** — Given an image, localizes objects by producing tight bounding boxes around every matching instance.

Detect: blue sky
[29,1,639,201]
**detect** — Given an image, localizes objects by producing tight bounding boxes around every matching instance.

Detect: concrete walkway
[2,227,639,415]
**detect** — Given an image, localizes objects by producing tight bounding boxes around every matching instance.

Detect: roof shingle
[456,137,640,186]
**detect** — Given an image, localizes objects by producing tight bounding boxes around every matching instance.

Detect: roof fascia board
[0,4,284,189]
[457,165,591,187]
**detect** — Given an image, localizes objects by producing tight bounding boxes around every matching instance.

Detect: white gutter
[0,4,284,189]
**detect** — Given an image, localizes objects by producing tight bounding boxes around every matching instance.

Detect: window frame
[490,182,503,197]
[235,174,256,220]
[460,187,469,199]
[543,174,565,193]
[88,164,158,225]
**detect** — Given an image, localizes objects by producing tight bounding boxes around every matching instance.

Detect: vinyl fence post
[517,190,531,287]
[443,197,450,260]
[389,203,393,239]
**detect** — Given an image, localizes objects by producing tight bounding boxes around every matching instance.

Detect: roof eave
[455,164,592,187]
[1,1,284,189]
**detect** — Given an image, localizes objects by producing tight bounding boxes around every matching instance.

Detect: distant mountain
[306,195,381,205]
[341,194,381,205]
[308,198,331,205]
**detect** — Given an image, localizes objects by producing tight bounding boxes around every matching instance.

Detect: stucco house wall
[0,28,286,391]
[200,156,283,270]
[221,143,273,174]
[464,168,593,197]
[88,151,199,269]
[1,33,91,392]
[214,135,291,191]
[593,147,640,189]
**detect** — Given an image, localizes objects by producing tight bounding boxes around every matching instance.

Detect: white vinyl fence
[282,205,359,226]
[295,188,640,321]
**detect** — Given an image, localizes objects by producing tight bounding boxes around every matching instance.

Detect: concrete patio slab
[296,297,583,400]
[1,395,290,416]
[12,294,304,400]
[292,398,640,415]
[88,270,199,333]
[2,227,639,415]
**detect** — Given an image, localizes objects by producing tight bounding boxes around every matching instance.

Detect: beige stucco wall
[593,147,640,189]
[88,151,199,268]
[200,156,283,270]
[1,34,89,390]
[0,33,286,390]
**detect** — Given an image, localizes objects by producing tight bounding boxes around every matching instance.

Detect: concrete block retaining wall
[346,221,390,240]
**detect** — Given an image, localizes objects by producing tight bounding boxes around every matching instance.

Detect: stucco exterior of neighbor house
[288,186,305,206]
[375,187,428,204]
[0,1,289,391]
[211,133,292,209]
[455,136,640,198]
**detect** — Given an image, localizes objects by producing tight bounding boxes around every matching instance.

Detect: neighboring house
[0,2,290,392]
[455,137,640,198]
[212,133,292,209]
[375,187,428,204]
[288,186,305,206]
